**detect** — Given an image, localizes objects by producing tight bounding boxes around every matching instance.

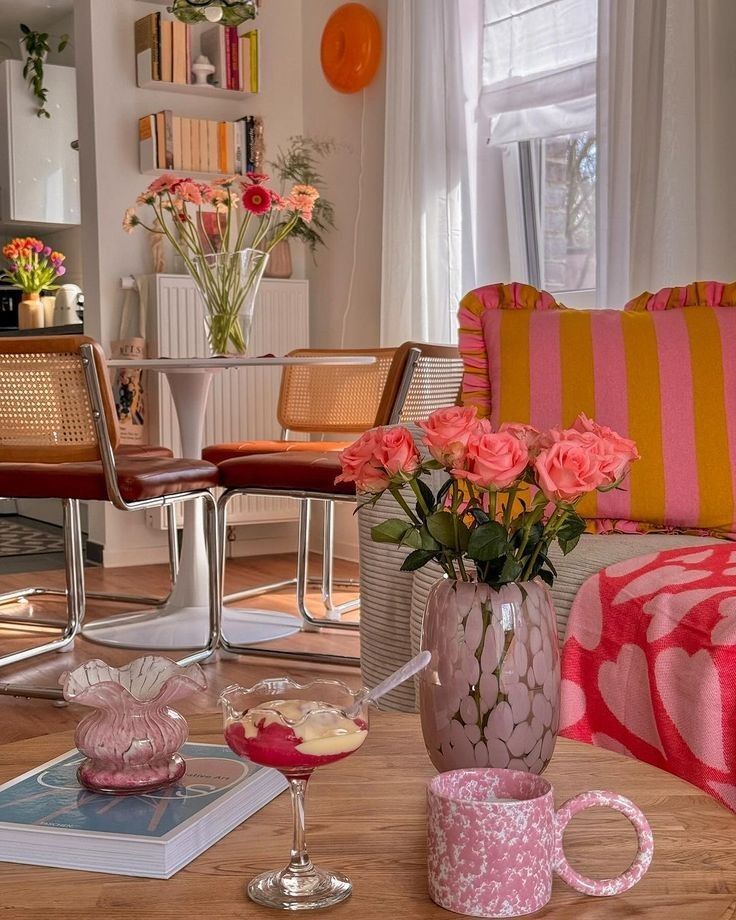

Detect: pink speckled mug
[427,769,653,918]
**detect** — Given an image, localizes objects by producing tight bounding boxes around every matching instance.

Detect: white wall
[75,0,306,564]
[301,0,386,350]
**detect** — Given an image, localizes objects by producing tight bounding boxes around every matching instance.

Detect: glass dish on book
[220,678,368,911]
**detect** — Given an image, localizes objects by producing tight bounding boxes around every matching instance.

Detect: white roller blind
[482,0,597,144]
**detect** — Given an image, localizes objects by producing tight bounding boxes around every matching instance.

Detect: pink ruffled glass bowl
[60,656,207,795]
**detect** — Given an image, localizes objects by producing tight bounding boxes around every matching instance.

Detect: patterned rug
[0,519,64,557]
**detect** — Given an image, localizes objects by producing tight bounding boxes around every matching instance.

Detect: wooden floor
[0,553,361,745]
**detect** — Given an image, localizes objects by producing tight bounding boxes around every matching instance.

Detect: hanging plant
[19,23,69,118]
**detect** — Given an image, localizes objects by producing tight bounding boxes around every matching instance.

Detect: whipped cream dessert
[225,698,368,776]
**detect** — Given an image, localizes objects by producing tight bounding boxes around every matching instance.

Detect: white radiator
[143,274,310,529]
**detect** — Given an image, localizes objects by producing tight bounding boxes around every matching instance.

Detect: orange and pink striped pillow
[457,281,736,537]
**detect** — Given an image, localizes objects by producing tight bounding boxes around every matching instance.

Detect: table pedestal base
[83,606,300,651]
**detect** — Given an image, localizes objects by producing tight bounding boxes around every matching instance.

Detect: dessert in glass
[220,677,368,911]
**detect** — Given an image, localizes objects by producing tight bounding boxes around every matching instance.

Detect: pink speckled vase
[61,657,207,795]
[419,579,560,774]
[427,769,654,917]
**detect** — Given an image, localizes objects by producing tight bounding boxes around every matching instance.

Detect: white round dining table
[82,355,375,651]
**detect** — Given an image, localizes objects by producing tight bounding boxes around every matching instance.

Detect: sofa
[358,281,734,712]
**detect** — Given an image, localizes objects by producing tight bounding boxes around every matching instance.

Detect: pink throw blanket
[560,544,736,812]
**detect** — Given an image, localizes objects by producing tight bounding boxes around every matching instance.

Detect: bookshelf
[137,76,254,99]
[135,8,262,177]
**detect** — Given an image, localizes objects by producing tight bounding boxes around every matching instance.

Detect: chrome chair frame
[219,488,359,667]
[216,348,426,666]
[0,343,221,700]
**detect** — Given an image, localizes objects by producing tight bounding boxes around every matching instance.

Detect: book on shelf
[159,19,173,83]
[134,12,161,82]
[246,29,260,93]
[171,19,189,85]
[139,114,157,172]
[0,742,287,879]
[172,115,183,170]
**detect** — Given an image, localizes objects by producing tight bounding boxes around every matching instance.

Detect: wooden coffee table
[0,712,735,919]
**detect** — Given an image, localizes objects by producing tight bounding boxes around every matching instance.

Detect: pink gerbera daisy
[242,185,272,215]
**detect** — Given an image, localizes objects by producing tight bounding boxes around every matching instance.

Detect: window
[482,0,598,302]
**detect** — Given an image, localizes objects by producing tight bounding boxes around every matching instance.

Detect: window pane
[539,132,596,293]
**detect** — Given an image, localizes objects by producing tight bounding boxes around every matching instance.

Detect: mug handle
[554,790,654,896]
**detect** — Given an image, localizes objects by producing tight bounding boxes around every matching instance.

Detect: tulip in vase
[337,410,639,774]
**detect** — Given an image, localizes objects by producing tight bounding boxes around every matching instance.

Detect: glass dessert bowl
[220,677,368,911]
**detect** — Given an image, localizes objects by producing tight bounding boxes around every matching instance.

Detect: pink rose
[336,426,420,494]
[373,426,421,479]
[499,422,542,453]
[417,406,478,467]
[570,414,640,483]
[534,440,607,502]
[454,430,529,490]
[336,429,390,493]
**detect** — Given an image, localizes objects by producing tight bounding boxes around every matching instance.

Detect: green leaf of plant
[538,568,555,586]
[399,549,436,572]
[558,532,582,555]
[371,519,411,544]
[469,508,490,526]
[499,555,523,583]
[415,478,436,512]
[418,527,441,551]
[426,511,457,548]
[20,23,30,35]
[467,521,508,562]
[556,512,586,543]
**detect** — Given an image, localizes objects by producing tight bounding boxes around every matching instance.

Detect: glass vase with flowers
[124,173,319,355]
[0,237,66,329]
[337,410,639,774]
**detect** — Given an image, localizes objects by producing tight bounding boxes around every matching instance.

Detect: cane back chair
[203,347,397,618]
[214,341,465,666]
[0,336,221,700]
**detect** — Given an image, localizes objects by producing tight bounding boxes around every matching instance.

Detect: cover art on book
[0,743,263,840]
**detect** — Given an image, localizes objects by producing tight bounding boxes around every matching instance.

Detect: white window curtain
[380,0,480,346]
[596,0,736,306]
[482,0,597,145]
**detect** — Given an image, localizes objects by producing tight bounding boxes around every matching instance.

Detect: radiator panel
[144,274,309,529]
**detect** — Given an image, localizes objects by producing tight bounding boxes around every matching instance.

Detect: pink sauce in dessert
[224,699,368,775]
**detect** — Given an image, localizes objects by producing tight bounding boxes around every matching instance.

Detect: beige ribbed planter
[357,493,416,712]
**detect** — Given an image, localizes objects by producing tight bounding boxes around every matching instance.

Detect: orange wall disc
[320,3,382,94]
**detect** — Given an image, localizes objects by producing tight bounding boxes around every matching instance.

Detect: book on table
[0,742,286,879]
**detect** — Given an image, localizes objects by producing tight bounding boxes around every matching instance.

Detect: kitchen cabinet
[0,60,79,226]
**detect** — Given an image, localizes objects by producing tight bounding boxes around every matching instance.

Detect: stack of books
[135,13,260,93]
[140,111,263,176]
[0,742,286,878]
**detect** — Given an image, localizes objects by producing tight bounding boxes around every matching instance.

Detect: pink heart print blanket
[560,544,736,812]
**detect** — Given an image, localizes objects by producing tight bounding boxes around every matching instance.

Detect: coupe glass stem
[287,777,313,875]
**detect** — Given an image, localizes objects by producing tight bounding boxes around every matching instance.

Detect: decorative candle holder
[61,656,207,795]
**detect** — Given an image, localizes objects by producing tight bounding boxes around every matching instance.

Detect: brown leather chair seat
[202,440,351,464]
[218,451,355,497]
[0,457,219,502]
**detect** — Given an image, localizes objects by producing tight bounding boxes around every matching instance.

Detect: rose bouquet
[337,408,639,589]
[123,172,318,355]
[1,237,66,293]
